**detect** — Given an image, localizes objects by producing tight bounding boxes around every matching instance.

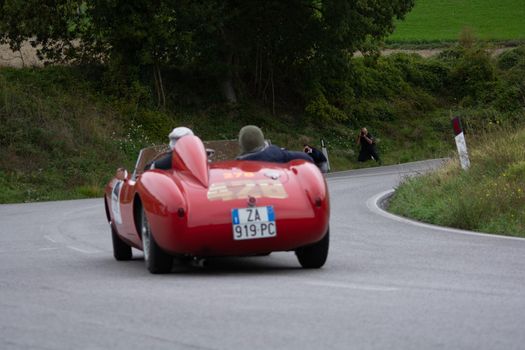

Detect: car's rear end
[145,159,329,257]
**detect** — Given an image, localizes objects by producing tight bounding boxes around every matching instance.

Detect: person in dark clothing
[150,152,173,170]
[304,144,328,173]
[357,127,381,163]
[236,125,313,163]
[149,127,194,170]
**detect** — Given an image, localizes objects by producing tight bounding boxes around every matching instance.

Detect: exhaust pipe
[192,257,208,268]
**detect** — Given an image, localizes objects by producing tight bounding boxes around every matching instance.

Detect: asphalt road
[1,159,525,350]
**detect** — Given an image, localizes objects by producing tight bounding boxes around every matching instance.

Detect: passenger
[150,127,194,170]
[236,125,313,163]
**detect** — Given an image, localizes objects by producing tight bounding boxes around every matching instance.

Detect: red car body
[104,135,330,273]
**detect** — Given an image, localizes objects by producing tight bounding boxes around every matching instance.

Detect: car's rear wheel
[141,206,173,274]
[111,224,132,261]
[295,228,329,268]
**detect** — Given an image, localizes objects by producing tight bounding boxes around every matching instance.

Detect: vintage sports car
[104,135,330,274]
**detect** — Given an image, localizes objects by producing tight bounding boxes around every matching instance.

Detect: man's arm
[285,150,314,163]
[363,134,374,144]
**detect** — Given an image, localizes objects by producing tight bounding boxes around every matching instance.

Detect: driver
[149,127,194,170]
[236,125,313,163]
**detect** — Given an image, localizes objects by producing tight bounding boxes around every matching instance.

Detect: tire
[295,228,329,269]
[111,224,132,261]
[141,206,173,274]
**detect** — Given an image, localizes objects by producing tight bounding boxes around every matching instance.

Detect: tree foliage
[1,0,415,110]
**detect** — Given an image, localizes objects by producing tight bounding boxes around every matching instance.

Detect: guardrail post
[452,116,470,170]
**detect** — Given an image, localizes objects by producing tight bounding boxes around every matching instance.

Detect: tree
[1,0,415,110]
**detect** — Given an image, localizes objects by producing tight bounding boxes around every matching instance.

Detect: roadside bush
[350,58,407,99]
[134,109,173,142]
[497,45,525,70]
[449,48,497,103]
[351,99,397,123]
[497,60,525,111]
[389,53,450,93]
[305,91,348,126]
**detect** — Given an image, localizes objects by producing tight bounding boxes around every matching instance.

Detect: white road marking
[368,190,525,241]
[0,247,59,253]
[44,235,57,243]
[305,280,399,292]
[67,246,101,254]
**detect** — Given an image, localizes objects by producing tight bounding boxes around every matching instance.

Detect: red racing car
[104,135,330,274]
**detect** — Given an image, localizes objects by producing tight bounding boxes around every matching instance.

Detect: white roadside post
[320,139,331,172]
[452,116,470,170]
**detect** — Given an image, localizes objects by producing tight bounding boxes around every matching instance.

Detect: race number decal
[111,181,123,225]
[223,171,255,179]
[207,179,288,201]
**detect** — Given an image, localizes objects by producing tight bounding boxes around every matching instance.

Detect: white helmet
[168,127,194,149]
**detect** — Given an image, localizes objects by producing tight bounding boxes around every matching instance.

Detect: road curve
[1,159,524,350]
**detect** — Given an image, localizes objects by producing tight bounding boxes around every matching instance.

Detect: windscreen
[132,145,169,179]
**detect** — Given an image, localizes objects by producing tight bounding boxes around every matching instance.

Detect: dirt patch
[203,140,240,161]
[0,42,43,68]
[1,42,514,68]
[356,47,512,58]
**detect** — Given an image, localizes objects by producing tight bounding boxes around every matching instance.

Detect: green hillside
[1,45,524,203]
[389,0,525,42]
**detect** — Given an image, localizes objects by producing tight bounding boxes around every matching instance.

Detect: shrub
[497,46,525,70]
[390,53,450,93]
[491,46,525,111]
[135,109,173,142]
[305,92,348,125]
[449,48,498,103]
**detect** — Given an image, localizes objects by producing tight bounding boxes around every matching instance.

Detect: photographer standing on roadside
[357,127,381,164]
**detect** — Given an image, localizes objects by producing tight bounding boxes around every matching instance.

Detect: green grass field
[389,0,525,42]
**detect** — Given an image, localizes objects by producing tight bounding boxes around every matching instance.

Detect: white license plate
[231,206,277,240]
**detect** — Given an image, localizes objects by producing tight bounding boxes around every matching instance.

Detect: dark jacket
[148,151,172,170]
[237,145,313,163]
[307,147,327,164]
[358,133,380,162]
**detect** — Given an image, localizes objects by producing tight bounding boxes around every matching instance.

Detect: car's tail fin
[172,135,209,187]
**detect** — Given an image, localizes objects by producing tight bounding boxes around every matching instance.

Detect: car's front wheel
[141,206,173,274]
[295,228,329,268]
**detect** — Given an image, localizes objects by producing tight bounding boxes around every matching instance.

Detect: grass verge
[388,127,525,237]
[389,0,525,43]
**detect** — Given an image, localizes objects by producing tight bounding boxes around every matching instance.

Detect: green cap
[239,125,265,155]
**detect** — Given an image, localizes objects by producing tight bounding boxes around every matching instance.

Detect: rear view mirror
[206,148,215,161]
[116,168,128,181]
